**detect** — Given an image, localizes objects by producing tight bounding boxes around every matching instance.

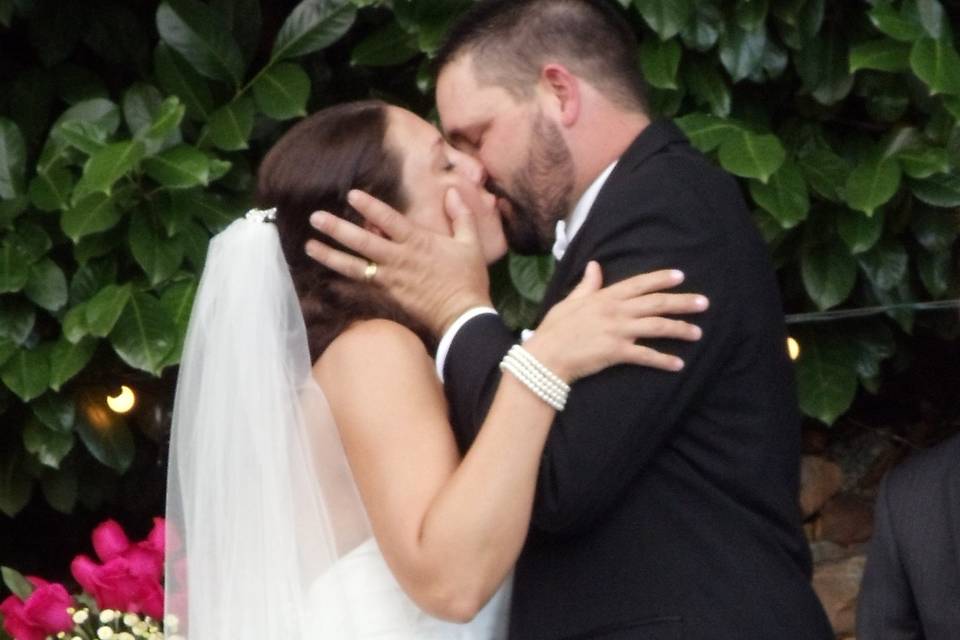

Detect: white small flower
[97,627,114,640]
[132,621,149,635]
[72,636,84,640]
[163,613,179,632]
[100,609,117,623]
[73,609,90,624]
[116,633,135,640]
[122,612,140,627]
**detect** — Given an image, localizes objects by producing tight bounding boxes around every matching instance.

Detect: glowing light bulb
[787,337,801,361]
[106,385,136,414]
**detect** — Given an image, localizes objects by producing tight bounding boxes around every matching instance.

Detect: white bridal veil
[164,210,372,639]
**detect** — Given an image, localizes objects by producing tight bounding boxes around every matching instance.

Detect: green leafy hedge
[0,0,957,518]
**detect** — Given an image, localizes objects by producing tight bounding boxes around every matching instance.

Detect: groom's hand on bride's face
[305,189,494,337]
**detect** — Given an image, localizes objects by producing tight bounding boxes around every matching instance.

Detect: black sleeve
[856,474,922,639]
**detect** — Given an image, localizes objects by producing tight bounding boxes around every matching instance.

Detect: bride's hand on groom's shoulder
[305,188,492,337]
[527,264,709,382]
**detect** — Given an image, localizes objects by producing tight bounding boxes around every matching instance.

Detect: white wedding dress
[165,213,512,639]
[306,537,512,638]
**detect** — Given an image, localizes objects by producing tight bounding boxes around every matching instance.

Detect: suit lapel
[535,120,690,322]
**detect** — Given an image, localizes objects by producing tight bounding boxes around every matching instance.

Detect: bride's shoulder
[315,319,431,376]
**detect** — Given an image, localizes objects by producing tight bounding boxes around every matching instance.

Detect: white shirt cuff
[435,307,498,381]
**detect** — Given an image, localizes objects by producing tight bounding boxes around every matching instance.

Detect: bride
[164,100,706,639]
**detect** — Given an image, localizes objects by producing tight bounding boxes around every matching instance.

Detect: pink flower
[0,577,73,640]
[70,518,166,618]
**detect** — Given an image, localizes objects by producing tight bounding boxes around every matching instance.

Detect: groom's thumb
[445,188,480,245]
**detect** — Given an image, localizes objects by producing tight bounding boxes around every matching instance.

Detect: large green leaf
[717,129,785,183]
[62,304,89,344]
[61,193,122,243]
[144,97,186,149]
[680,0,722,51]
[911,205,958,252]
[718,22,767,83]
[24,258,68,312]
[859,238,908,290]
[795,32,853,105]
[801,237,858,310]
[109,291,177,374]
[868,2,925,42]
[917,248,953,298]
[683,58,730,117]
[31,393,77,433]
[748,160,809,228]
[85,283,133,338]
[0,297,35,345]
[735,0,768,30]
[177,219,210,268]
[76,407,135,474]
[896,141,951,178]
[28,166,73,212]
[0,338,15,369]
[0,118,26,199]
[916,0,948,39]
[70,258,118,304]
[633,0,692,41]
[794,329,859,425]
[39,463,78,514]
[351,21,419,67]
[129,211,185,286]
[0,448,33,518]
[13,221,52,263]
[206,98,254,151]
[173,189,243,232]
[849,39,911,73]
[123,83,165,137]
[271,0,357,62]
[154,42,215,121]
[51,98,121,141]
[844,156,901,216]
[837,207,884,255]
[509,254,555,304]
[143,145,210,188]
[0,240,31,294]
[55,121,108,156]
[22,420,74,469]
[159,277,198,367]
[910,37,960,96]
[49,336,98,391]
[156,0,245,87]
[1,566,34,600]
[1,347,50,402]
[74,140,146,200]
[674,113,739,152]
[799,146,850,202]
[213,0,262,61]
[908,173,960,207]
[252,63,311,120]
[640,37,682,90]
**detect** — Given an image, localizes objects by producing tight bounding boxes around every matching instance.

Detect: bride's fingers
[607,269,685,299]
[567,261,603,300]
[621,318,702,342]
[618,345,685,371]
[622,293,710,318]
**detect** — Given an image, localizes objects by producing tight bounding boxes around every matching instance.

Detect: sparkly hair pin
[245,207,277,223]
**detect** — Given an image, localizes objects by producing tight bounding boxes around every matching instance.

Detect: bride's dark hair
[256,100,435,360]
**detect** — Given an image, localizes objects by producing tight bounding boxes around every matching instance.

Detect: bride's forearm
[411,351,562,621]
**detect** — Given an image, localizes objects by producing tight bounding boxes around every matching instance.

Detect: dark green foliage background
[0,0,957,524]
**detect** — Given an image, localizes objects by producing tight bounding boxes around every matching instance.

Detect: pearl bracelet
[499,345,570,411]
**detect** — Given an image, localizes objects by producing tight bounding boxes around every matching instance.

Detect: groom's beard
[488,114,575,256]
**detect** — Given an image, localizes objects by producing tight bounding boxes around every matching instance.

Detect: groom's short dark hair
[435,0,649,113]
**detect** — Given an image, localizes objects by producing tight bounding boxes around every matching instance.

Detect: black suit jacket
[443,121,832,639]
[856,433,960,639]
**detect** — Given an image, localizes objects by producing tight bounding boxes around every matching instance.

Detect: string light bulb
[787,337,801,361]
[106,385,137,414]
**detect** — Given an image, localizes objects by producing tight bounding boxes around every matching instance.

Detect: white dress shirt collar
[551,160,618,261]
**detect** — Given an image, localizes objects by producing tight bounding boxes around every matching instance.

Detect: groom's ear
[539,63,580,128]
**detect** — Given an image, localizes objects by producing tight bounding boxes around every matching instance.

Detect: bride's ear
[363,221,387,238]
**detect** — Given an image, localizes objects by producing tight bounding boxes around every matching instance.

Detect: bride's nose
[455,151,487,185]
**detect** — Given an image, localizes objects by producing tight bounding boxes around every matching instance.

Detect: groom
[307,0,832,638]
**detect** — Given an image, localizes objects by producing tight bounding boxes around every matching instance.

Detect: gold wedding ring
[363,261,379,282]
